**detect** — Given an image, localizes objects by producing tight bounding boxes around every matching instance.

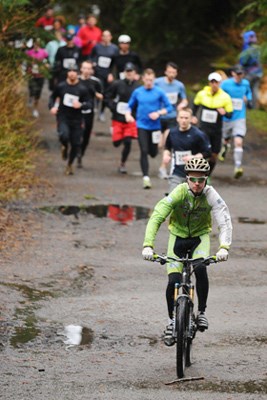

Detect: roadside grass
[0,66,40,203]
[247,109,267,139]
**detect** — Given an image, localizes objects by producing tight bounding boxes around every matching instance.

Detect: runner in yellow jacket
[192,72,233,174]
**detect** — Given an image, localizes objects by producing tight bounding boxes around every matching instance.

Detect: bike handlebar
[152,253,218,266]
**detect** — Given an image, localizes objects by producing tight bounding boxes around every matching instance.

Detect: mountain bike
[152,253,217,378]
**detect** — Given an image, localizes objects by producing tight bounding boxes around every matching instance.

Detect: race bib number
[44,25,53,31]
[32,64,39,74]
[63,93,79,107]
[119,72,125,80]
[175,150,192,165]
[152,130,161,144]
[98,56,111,68]
[232,98,243,110]
[166,92,178,105]
[116,102,129,115]
[201,109,218,123]
[63,58,76,69]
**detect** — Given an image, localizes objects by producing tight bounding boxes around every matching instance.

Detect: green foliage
[239,0,267,63]
[239,0,267,26]
[56,0,254,62]
[0,0,42,202]
[0,65,40,202]
[247,109,267,135]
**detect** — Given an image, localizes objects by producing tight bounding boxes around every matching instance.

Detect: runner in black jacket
[49,65,90,175]
[105,62,140,173]
[78,60,103,167]
[54,34,82,84]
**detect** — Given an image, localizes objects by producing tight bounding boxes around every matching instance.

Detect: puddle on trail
[40,204,151,224]
[10,310,40,348]
[0,282,53,348]
[60,325,94,347]
[238,217,266,224]
[1,267,95,348]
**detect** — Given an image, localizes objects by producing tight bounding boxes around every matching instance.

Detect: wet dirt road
[1,89,267,399]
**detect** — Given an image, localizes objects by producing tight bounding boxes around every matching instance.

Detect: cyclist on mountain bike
[142,157,232,345]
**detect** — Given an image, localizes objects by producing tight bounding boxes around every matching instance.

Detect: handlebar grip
[152,254,167,264]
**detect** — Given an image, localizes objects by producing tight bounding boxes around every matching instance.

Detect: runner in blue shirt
[155,62,188,179]
[126,68,172,189]
[220,65,252,179]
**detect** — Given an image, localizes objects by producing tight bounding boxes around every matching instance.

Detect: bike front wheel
[176,296,190,378]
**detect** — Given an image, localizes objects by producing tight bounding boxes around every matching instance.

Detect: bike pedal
[197,326,208,332]
[164,337,176,347]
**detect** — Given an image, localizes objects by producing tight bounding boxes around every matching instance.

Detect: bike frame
[173,256,195,339]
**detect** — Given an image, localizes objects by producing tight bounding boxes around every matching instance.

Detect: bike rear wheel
[176,296,190,378]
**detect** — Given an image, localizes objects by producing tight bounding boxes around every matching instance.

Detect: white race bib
[63,58,76,69]
[201,109,218,123]
[119,72,125,80]
[175,150,192,165]
[152,130,161,144]
[44,25,53,31]
[63,93,79,107]
[116,102,129,115]
[232,98,243,110]
[166,92,178,105]
[32,64,39,74]
[98,56,111,68]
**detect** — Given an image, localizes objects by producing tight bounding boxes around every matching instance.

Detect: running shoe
[218,143,231,162]
[234,167,243,179]
[143,176,152,189]
[197,312,208,331]
[118,164,127,174]
[65,165,74,175]
[32,109,39,118]
[158,167,168,179]
[164,323,175,346]
[98,112,106,122]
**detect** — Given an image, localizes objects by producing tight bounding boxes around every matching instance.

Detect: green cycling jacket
[143,182,232,249]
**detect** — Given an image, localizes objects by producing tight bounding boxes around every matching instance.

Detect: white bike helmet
[185,158,210,174]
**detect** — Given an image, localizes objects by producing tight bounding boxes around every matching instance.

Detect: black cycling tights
[166,266,209,319]
[166,235,209,319]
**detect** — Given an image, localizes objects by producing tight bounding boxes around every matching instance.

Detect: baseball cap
[118,34,131,44]
[124,62,135,71]
[233,64,245,74]
[208,72,222,82]
[65,33,74,41]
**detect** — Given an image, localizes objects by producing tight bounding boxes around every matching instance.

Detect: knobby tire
[176,296,189,378]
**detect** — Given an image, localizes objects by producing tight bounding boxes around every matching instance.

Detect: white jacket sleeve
[205,186,232,249]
